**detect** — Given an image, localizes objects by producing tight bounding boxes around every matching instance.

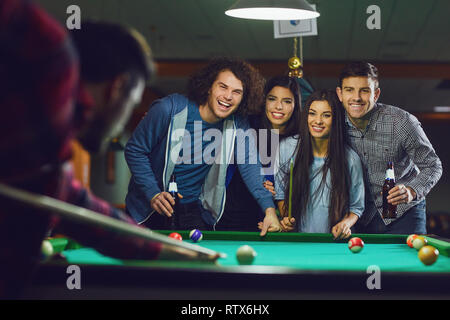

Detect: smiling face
[199,69,243,123]
[265,86,295,132]
[307,100,333,140]
[336,76,380,128]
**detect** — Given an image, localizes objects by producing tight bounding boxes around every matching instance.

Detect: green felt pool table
[25,231,450,299]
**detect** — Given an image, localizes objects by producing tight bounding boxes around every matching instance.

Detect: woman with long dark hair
[216,75,302,231]
[274,89,365,239]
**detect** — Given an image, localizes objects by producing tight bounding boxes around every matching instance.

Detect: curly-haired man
[125,57,281,234]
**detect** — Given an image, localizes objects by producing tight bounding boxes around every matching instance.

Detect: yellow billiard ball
[418,245,439,266]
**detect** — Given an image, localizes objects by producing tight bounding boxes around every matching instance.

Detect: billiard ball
[348,237,364,253]
[41,240,54,261]
[412,236,428,250]
[168,232,183,241]
[189,229,203,242]
[406,234,418,248]
[236,245,256,265]
[418,245,439,266]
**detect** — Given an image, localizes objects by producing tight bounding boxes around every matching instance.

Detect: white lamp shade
[225,0,320,20]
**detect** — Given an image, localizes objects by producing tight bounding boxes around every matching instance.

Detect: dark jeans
[362,200,427,234]
[215,208,262,232]
[142,200,210,231]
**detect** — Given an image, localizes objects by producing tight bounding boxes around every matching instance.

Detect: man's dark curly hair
[187,57,265,116]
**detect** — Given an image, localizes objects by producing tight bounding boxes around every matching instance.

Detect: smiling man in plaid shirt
[336,61,442,234]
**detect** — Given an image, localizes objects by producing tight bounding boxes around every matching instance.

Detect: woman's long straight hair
[283,89,350,230]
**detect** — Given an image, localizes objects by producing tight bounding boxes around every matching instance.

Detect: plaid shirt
[0,0,80,183]
[345,103,442,226]
[51,163,162,260]
[0,0,162,297]
[0,0,162,257]
[0,163,162,298]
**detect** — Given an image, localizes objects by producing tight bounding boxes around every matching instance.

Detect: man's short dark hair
[338,61,379,88]
[70,22,154,83]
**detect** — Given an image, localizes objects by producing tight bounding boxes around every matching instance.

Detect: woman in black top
[216,76,302,231]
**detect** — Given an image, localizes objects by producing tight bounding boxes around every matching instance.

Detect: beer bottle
[382,162,397,219]
[167,174,178,229]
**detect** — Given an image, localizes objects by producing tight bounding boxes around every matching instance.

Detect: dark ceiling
[36,0,450,112]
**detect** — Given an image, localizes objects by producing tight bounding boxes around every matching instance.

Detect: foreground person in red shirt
[0,0,213,298]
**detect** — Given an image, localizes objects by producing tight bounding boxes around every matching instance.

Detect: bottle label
[385,168,395,180]
[168,182,178,193]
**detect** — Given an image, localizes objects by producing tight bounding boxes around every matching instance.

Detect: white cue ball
[41,240,54,261]
[236,245,256,265]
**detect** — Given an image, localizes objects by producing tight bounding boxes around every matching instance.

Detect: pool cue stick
[0,183,225,260]
[288,158,293,220]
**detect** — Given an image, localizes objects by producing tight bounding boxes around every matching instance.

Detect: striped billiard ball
[407,234,418,248]
[348,237,364,253]
[189,229,203,243]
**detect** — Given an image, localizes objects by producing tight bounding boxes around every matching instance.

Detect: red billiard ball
[348,237,364,253]
[406,234,418,248]
[418,245,439,266]
[168,232,183,241]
